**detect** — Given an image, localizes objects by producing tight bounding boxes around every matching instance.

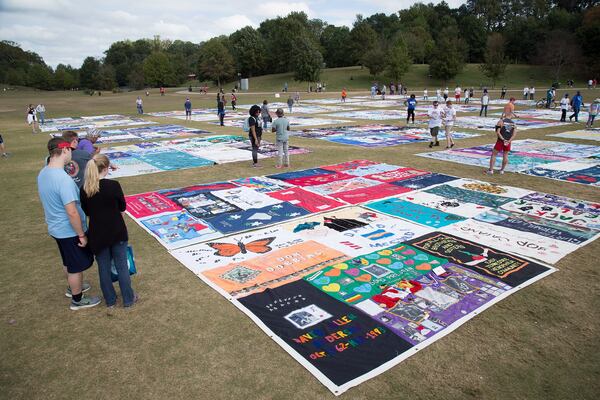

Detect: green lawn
[0,82,599,400]
[209,64,583,93]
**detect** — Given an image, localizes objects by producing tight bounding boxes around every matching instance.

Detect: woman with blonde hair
[80,154,137,308]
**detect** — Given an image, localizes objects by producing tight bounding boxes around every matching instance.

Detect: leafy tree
[292,36,323,89]
[458,15,487,62]
[400,26,434,64]
[320,25,352,68]
[362,46,386,77]
[143,52,175,87]
[229,26,267,77]
[53,64,78,89]
[480,33,507,87]
[6,68,27,86]
[363,13,402,40]
[349,19,379,66]
[466,0,504,31]
[386,39,412,81]
[577,5,600,75]
[127,63,145,90]
[429,29,466,84]
[503,16,544,63]
[96,64,117,90]
[79,56,101,88]
[536,30,582,81]
[197,38,235,87]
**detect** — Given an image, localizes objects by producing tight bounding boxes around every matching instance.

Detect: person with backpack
[485,118,517,175]
[245,105,263,167]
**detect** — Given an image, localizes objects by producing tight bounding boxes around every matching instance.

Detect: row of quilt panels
[125,160,600,265]
[40,114,156,132]
[105,135,311,178]
[168,204,557,395]
[51,124,215,144]
[418,139,600,186]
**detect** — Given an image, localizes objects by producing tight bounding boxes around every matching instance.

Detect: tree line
[1,0,599,91]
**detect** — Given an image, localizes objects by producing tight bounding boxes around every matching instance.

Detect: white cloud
[256,2,311,18]
[214,14,256,32]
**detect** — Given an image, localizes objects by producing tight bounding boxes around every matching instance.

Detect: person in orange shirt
[341,88,347,103]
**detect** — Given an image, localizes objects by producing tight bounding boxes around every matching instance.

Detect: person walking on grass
[287,95,294,113]
[38,138,101,310]
[502,97,517,119]
[80,154,138,309]
[272,108,291,168]
[406,94,417,124]
[443,87,449,101]
[501,86,507,99]
[27,104,37,133]
[36,103,46,125]
[454,85,462,103]
[0,133,9,157]
[523,86,529,100]
[231,92,237,110]
[442,100,456,149]
[248,105,262,167]
[529,86,535,100]
[136,96,143,114]
[261,100,271,129]
[560,94,570,122]
[586,99,600,128]
[480,89,490,117]
[485,118,517,175]
[569,91,584,122]
[217,94,226,126]
[423,88,428,100]
[184,97,192,121]
[428,100,442,148]
[381,84,387,100]
[341,88,347,103]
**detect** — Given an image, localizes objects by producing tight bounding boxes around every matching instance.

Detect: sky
[0,0,465,68]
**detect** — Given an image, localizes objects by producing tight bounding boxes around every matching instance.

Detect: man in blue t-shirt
[569,91,584,122]
[184,98,192,121]
[38,138,100,310]
[405,94,418,123]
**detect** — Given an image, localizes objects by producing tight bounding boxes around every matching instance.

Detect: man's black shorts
[53,236,94,273]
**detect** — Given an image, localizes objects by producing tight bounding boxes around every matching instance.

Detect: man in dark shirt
[62,131,91,188]
[248,105,262,167]
[485,118,517,175]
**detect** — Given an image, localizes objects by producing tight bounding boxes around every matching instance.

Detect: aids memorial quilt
[325,110,407,120]
[453,116,564,130]
[294,125,481,147]
[548,128,600,142]
[491,109,589,121]
[56,124,215,144]
[125,160,600,394]
[417,139,600,175]
[148,109,249,122]
[520,155,600,186]
[40,115,156,132]
[210,116,352,128]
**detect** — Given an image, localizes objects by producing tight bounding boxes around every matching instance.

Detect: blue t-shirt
[37,166,87,238]
[184,100,192,110]
[572,95,583,108]
[407,98,417,110]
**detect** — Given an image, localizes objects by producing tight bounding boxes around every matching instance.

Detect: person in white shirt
[427,100,442,148]
[136,97,143,114]
[442,100,456,149]
[443,87,449,101]
[523,87,529,100]
[381,84,387,100]
[480,89,490,117]
[35,104,46,125]
[423,88,428,100]
[589,79,593,89]
[454,86,461,103]
[529,86,535,100]
[436,88,441,102]
[560,94,570,122]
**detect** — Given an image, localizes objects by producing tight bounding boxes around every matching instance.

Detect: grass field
[210,64,583,93]
[1,79,599,400]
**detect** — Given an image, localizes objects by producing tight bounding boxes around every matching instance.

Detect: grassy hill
[211,64,581,93]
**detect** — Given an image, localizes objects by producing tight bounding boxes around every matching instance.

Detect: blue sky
[0,0,465,68]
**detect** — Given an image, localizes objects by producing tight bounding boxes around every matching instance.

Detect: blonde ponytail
[83,154,110,197]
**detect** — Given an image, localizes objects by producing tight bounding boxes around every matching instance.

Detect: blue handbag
[110,245,137,282]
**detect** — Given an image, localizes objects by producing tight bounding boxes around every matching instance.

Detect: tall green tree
[401,26,434,64]
[480,33,508,87]
[79,56,101,88]
[349,19,379,66]
[386,39,412,81]
[429,29,466,84]
[127,63,145,90]
[577,5,600,75]
[229,26,267,77]
[96,64,117,90]
[292,36,323,89]
[28,64,53,90]
[320,25,352,68]
[536,30,582,81]
[362,46,387,77]
[197,38,235,87]
[143,52,175,87]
